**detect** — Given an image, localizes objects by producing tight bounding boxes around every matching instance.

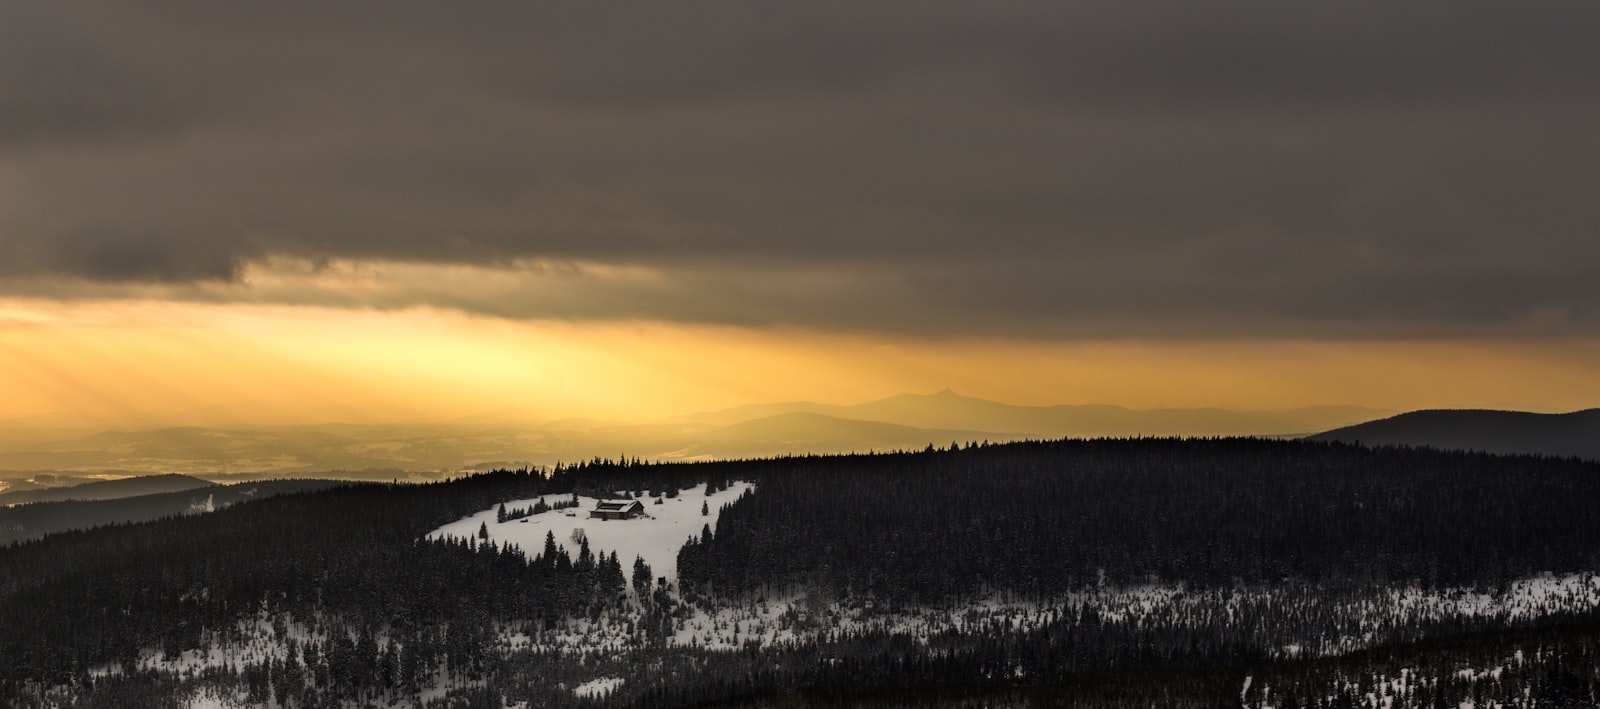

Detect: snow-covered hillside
[426,481,753,584]
[78,478,1600,708]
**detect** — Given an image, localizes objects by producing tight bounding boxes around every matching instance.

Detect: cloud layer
[4,0,1598,336]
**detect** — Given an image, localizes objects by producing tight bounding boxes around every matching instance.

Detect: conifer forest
[3,439,1600,707]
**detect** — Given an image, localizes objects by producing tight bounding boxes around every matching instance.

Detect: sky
[3,0,1599,430]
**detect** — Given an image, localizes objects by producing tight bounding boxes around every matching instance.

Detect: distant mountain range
[2,397,1595,497]
[668,411,1001,460]
[1306,408,1600,461]
[671,390,1386,438]
[0,392,1389,478]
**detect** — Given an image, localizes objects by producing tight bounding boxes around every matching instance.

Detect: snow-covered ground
[473,572,1600,659]
[98,568,1600,709]
[1383,573,1600,623]
[91,612,320,679]
[182,687,250,709]
[1283,572,1600,657]
[427,482,753,583]
[1247,655,1539,708]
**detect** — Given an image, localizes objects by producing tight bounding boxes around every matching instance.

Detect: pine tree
[477,521,488,540]
[542,530,559,566]
[379,638,399,689]
[355,626,379,689]
[632,555,653,597]
[576,537,595,573]
[496,503,507,524]
[598,552,626,605]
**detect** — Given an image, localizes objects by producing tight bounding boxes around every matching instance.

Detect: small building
[589,499,645,520]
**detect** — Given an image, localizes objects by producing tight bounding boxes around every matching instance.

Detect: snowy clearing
[427,481,753,584]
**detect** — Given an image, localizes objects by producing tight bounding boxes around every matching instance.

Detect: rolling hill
[0,473,215,506]
[1306,408,1600,460]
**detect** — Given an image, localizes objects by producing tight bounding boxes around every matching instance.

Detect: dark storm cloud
[2,0,1598,336]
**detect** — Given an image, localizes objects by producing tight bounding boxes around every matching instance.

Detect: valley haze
[1,391,1388,484]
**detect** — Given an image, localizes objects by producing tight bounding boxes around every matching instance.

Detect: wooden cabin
[589,499,645,520]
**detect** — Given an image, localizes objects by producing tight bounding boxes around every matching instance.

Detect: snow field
[426,481,754,584]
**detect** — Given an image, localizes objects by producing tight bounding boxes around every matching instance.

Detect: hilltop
[1307,408,1600,460]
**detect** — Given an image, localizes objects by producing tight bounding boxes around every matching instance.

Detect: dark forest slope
[678,438,1600,601]
[0,478,353,545]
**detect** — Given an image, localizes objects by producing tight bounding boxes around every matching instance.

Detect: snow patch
[427,481,753,583]
[573,676,624,699]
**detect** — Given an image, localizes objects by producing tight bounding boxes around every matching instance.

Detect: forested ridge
[679,438,1600,600]
[1,439,1598,707]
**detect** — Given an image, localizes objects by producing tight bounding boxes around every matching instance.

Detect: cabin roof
[594,499,643,511]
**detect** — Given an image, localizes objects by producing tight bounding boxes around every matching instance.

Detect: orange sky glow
[5,1,1598,439]
[4,296,1596,431]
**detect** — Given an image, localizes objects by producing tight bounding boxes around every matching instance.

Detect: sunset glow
[3,0,1596,447]
[4,295,1596,432]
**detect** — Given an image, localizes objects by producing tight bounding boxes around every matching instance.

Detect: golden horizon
[4,296,1596,432]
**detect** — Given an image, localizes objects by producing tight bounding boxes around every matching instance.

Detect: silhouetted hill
[0,473,215,506]
[1306,408,1600,460]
